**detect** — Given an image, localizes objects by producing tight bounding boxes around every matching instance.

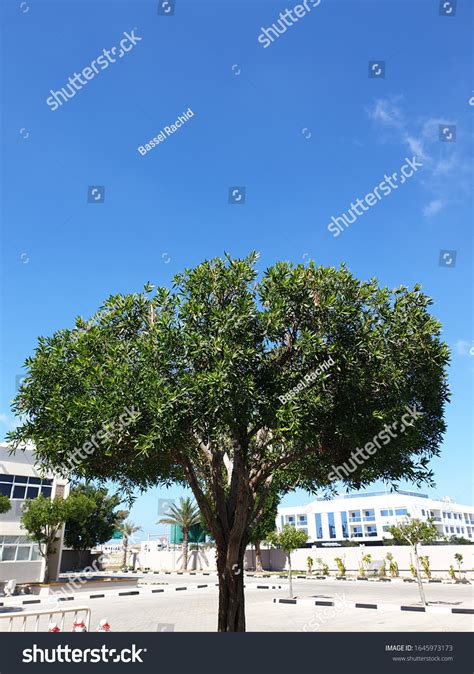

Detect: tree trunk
[43,555,50,584]
[216,541,246,632]
[414,544,427,606]
[288,554,293,598]
[182,531,188,570]
[254,540,263,572]
[122,541,128,569]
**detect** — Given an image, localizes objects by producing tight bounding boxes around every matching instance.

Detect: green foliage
[419,555,431,579]
[385,552,399,577]
[249,490,279,545]
[266,524,308,553]
[8,253,450,626]
[64,483,127,551]
[448,565,456,580]
[314,557,329,575]
[378,561,386,577]
[0,495,11,514]
[388,518,439,548]
[409,561,418,578]
[334,557,346,576]
[306,556,313,573]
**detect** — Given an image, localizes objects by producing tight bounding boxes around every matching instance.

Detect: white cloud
[455,340,474,356]
[422,199,446,217]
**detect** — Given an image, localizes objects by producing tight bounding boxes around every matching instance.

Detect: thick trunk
[43,556,50,584]
[182,532,188,570]
[216,541,246,632]
[254,540,263,572]
[122,542,128,569]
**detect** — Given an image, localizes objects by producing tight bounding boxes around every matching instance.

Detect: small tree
[119,520,142,569]
[334,557,346,577]
[419,555,431,579]
[389,518,438,605]
[21,494,94,582]
[448,564,456,580]
[454,553,463,581]
[386,552,399,577]
[267,525,308,597]
[315,557,329,576]
[64,483,128,568]
[0,495,11,514]
[307,556,313,575]
[158,497,200,570]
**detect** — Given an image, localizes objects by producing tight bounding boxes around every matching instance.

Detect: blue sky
[1,0,472,539]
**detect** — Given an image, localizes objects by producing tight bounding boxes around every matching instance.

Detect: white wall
[250,545,473,576]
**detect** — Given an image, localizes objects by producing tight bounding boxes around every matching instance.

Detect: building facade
[276,490,474,545]
[0,443,69,583]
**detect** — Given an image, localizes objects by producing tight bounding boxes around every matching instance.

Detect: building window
[340,512,348,538]
[394,508,407,516]
[328,512,336,539]
[421,509,425,516]
[380,509,393,516]
[0,536,41,563]
[315,513,323,539]
[450,527,454,533]
[297,514,307,525]
[0,474,53,500]
[447,513,452,519]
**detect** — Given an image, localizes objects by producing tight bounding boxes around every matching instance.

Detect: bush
[334,557,346,576]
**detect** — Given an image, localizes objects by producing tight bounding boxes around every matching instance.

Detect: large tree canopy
[9,253,450,630]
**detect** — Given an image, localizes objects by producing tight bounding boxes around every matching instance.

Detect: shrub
[334,557,346,576]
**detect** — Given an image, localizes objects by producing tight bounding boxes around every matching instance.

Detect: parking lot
[1,573,472,632]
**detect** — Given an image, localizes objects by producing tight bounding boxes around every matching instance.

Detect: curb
[0,583,213,609]
[272,597,474,615]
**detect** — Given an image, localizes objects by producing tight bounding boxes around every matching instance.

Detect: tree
[64,483,128,568]
[267,524,308,597]
[248,489,279,572]
[454,552,463,581]
[388,518,439,605]
[8,254,450,630]
[158,497,200,570]
[21,494,94,582]
[0,495,11,514]
[119,520,141,569]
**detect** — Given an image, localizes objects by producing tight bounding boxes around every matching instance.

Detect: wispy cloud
[455,340,474,357]
[367,96,471,217]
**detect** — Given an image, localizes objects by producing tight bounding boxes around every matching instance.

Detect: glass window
[30,545,42,561]
[447,513,452,519]
[16,546,31,561]
[41,486,52,497]
[3,536,19,544]
[315,513,323,539]
[328,512,336,539]
[395,508,407,516]
[450,527,454,533]
[42,479,53,486]
[12,485,26,499]
[1,546,16,561]
[28,477,42,485]
[0,483,11,497]
[340,512,348,537]
[0,474,14,482]
[26,486,39,499]
[13,475,28,484]
[380,509,393,516]
[421,509,425,516]
[17,536,31,544]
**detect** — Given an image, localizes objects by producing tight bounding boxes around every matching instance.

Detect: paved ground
[1,574,472,632]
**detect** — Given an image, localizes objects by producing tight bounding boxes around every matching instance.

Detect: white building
[277,490,474,545]
[0,443,69,583]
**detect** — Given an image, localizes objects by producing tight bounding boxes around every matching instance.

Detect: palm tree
[158,497,200,570]
[119,520,142,569]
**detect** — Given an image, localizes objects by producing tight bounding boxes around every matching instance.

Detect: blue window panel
[328,512,336,539]
[380,509,393,516]
[315,513,323,539]
[395,508,407,516]
[0,483,11,497]
[340,512,348,538]
[0,474,14,482]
